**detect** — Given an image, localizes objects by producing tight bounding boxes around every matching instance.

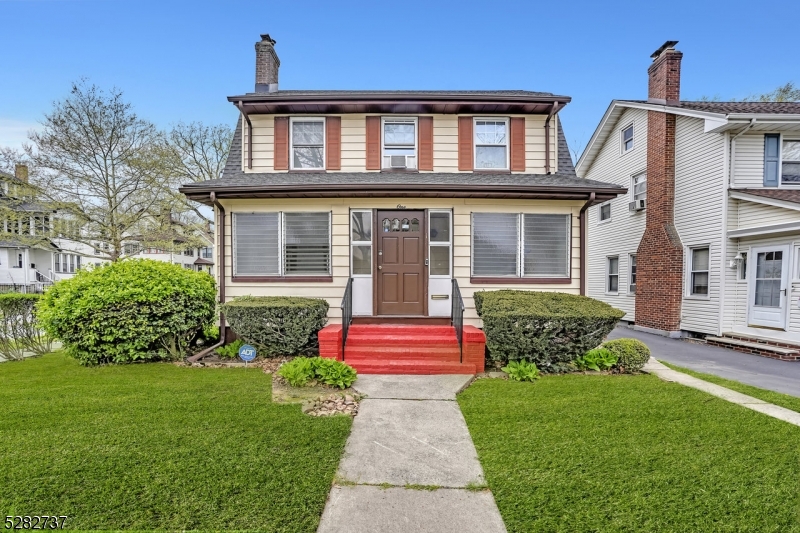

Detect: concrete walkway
[317,375,506,533]
[608,325,800,398]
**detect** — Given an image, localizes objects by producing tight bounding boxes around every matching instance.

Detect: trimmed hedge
[0,293,52,360]
[603,338,651,373]
[474,290,624,370]
[37,259,216,365]
[220,296,329,357]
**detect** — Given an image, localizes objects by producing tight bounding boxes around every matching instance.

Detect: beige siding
[734,199,800,229]
[731,133,764,188]
[218,197,583,327]
[432,115,459,172]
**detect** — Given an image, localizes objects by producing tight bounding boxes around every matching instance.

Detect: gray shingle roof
[231,89,564,99]
[734,188,800,205]
[625,100,800,115]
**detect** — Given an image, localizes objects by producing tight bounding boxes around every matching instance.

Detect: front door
[748,245,790,329]
[377,210,425,315]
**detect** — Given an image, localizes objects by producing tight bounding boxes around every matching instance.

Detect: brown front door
[377,210,425,315]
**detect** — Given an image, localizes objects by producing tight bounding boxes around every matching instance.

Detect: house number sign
[239,344,257,365]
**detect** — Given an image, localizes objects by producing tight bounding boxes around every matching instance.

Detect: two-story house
[180,34,625,373]
[578,41,800,360]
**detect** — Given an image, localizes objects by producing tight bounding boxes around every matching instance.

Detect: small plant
[575,348,618,371]
[277,357,358,389]
[278,357,317,387]
[202,322,220,342]
[215,339,244,359]
[603,338,651,373]
[501,360,541,382]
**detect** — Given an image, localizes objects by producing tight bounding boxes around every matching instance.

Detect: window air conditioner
[628,199,646,212]
[390,155,407,169]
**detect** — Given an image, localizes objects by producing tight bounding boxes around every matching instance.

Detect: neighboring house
[577,41,800,360]
[136,237,214,273]
[180,34,625,373]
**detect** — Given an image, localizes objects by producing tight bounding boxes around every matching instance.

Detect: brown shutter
[458,116,473,171]
[418,116,433,171]
[510,117,526,172]
[366,116,381,170]
[326,116,341,170]
[274,116,289,170]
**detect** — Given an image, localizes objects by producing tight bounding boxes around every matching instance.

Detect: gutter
[544,101,559,174]
[186,192,226,363]
[579,192,596,296]
[236,101,253,170]
[728,118,756,187]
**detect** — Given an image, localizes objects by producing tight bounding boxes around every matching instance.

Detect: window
[471,213,570,278]
[429,211,452,276]
[201,247,213,259]
[290,118,325,170]
[690,247,710,296]
[629,254,637,293]
[382,119,417,169]
[621,124,634,153]
[599,202,611,222]
[738,251,748,281]
[632,171,647,205]
[474,119,508,169]
[54,254,60,273]
[123,243,140,256]
[607,256,619,293]
[782,139,800,184]
[233,212,331,277]
[350,210,372,276]
[184,249,194,257]
[15,253,22,268]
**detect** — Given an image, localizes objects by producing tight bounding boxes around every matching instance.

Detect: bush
[501,360,540,382]
[603,338,651,373]
[474,290,624,370]
[215,339,244,359]
[220,296,329,357]
[37,259,216,365]
[0,293,52,360]
[277,357,357,389]
[575,347,618,371]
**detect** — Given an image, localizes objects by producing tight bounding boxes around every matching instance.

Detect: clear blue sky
[1,0,798,160]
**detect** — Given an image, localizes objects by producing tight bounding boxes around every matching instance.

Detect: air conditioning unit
[390,155,407,168]
[384,155,417,170]
[628,199,646,212]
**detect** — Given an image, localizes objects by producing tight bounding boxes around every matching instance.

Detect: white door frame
[747,244,790,330]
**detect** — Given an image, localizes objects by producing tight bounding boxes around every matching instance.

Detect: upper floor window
[621,124,634,153]
[290,118,325,170]
[782,139,800,184]
[474,119,508,170]
[201,247,213,259]
[382,118,417,170]
[631,171,647,210]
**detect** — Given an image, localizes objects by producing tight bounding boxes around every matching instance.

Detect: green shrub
[202,322,220,342]
[215,339,244,359]
[575,347,618,371]
[501,360,540,382]
[603,338,651,373]
[474,290,625,370]
[37,259,216,365]
[277,357,358,389]
[0,293,52,360]
[220,296,329,357]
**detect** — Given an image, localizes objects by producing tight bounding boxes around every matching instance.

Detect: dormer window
[290,118,325,170]
[621,124,634,153]
[474,119,508,170]
[382,118,417,170]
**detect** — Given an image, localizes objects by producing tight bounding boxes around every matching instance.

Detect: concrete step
[347,360,477,375]
[706,336,800,356]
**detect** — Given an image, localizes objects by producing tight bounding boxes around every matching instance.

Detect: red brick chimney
[635,41,684,335]
[255,34,280,93]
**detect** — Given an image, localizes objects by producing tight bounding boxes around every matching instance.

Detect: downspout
[728,118,756,187]
[187,192,226,363]
[579,192,595,296]
[236,101,253,170]
[544,101,559,174]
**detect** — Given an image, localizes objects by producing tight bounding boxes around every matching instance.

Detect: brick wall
[255,34,280,91]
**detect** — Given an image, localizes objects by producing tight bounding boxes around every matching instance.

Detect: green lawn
[459,375,800,533]
[0,353,351,532]
[660,361,800,413]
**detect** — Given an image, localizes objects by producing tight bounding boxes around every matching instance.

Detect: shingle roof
[734,188,800,205]
[624,100,800,115]
[238,90,560,97]
[194,257,214,265]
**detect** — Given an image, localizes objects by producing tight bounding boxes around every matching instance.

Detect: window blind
[284,212,330,275]
[233,213,279,275]
[472,213,518,276]
[523,214,569,277]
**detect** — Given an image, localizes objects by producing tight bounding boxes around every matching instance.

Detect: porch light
[729,252,744,268]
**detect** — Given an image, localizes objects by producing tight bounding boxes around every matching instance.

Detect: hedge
[0,293,52,360]
[37,259,216,365]
[474,290,625,370]
[603,338,651,373]
[220,296,329,357]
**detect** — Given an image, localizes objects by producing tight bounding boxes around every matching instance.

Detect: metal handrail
[340,277,353,358]
[451,278,465,363]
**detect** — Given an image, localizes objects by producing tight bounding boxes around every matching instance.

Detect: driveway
[607,325,800,398]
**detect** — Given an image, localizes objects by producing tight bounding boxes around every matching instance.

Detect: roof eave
[227,93,572,105]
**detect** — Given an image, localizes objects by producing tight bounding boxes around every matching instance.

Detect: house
[577,41,800,360]
[180,34,625,373]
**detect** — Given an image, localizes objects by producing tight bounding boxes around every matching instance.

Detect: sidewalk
[317,375,506,533]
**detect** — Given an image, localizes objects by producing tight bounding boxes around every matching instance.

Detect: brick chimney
[635,41,684,336]
[14,164,28,183]
[255,34,280,93]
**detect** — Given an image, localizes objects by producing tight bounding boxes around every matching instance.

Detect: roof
[667,101,800,115]
[194,257,214,265]
[732,188,800,206]
[234,90,563,98]
[0,239,58,250]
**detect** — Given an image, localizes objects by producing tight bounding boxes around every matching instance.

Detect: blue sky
[1,0,798,160]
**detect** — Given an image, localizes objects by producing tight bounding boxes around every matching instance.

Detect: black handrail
[451,278,465,363]
[340,277,353,358]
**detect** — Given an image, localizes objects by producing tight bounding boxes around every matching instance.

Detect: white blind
[472,213,518,277]
[233,213,279,275]
[523,214,569,277]
[284,212,330,275]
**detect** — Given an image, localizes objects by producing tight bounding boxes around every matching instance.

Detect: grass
[660,360,800,413]
[0,353,351,532]
[458,374,800,533]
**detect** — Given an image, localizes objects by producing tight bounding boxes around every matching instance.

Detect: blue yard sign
[239,344,256,363]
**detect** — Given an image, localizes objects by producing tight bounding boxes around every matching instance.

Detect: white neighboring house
[577,41,800,360]
[135,237,214,273]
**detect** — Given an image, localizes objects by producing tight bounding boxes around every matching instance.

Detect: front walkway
[607,325,800,398]
[317,375,506,533]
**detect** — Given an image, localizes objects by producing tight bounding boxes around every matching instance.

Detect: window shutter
[326,116,341,170]
[522,214,570,277]
[284,212,331,275]
[471,213,518,276]
[510,117,526,172]
[366,116,381,170]
[458,117,474,171]
[764,134,780,186]
[418,116,434,171]
[233,213,280,275]
[274,117,289,170]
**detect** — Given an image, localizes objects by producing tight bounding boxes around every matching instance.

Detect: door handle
[378,266,382,270]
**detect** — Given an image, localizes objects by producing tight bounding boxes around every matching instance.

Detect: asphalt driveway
[606,325,800,398]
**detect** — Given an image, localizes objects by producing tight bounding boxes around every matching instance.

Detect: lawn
[458,374,800,533]
[0,353,351,532]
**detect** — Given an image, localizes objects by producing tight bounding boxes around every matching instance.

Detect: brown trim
[510,117,525,172]
[232,276,333,283]
[418,117,433,171]
[230,94,572,104]
[366,116,381,170]
[458,117,473,171]
[326,116,341,170]
[579,192,595,296]
[470,277,573,284]
[274,116,289,170]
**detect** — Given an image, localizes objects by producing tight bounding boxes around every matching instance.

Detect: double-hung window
[782,139,800,184]
[621,124,634,153]
[690,247,710,296]
[628,254,637,293]
[474,119,509,170]
[607,256,619,293]
[350,210,372,276]
[471,213,570,279]
[201,247,213,259]
[290,118,325,170]
[382,119,417,169]
[632,171,647,206]
[599,202,611,222]
[233,212,331,277]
